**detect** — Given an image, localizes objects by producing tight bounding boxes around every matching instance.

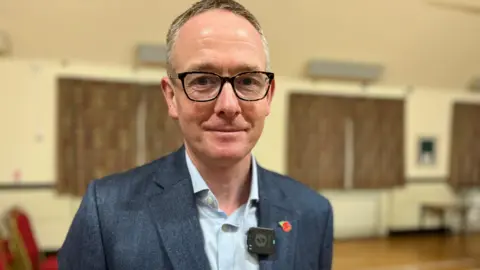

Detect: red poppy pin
[278,221,292,232]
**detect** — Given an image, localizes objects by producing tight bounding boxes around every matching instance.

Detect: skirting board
[388,227,452,236]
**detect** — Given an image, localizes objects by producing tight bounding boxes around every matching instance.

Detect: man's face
[161,9,275,164]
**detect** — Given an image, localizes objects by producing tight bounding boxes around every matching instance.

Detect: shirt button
[222,224,230,232]
[206,196,215,207]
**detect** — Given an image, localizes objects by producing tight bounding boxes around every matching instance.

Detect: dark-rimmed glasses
[170,71,274,102]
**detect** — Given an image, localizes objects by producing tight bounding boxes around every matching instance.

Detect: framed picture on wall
[417,136,437,166]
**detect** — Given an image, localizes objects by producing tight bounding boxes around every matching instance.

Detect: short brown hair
[166,0,270,75]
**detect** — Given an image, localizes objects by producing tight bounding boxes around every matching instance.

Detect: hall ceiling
[1,0,479,89]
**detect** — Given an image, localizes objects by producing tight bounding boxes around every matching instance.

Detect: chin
[205,140,251,161]
[210,143,248,159]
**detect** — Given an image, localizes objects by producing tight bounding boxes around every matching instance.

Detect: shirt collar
[185,151,259,204]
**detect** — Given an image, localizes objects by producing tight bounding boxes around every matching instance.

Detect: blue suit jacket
[58,146,334,270]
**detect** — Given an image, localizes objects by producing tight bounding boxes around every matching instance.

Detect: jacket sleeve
[58,181,107,270]
[319,201,334,270]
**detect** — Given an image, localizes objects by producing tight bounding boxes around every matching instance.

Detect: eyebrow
[186,62,262,75]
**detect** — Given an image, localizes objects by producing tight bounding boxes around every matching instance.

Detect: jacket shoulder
[262,168,332,214]
[88,154,171,203]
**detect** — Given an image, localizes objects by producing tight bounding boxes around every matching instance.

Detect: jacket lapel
[257,167,299,270]
[147,147,210,270]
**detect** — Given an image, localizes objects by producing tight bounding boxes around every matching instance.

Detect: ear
[265,79,276,116]
[161,76,179,119]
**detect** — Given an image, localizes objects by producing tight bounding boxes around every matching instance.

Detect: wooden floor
[333,233,480,270]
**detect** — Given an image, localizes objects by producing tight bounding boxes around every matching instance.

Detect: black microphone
[246,227,276,256]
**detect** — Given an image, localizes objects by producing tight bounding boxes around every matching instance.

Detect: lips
[208,129,245,132]
[204,125,248,133]
[203,124,247,132]
[203,122,249,133]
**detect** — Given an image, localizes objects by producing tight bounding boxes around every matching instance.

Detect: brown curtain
[143,84,184,163]
[287,94,350,189]
[352,98,405,189]
[287,93,405,190]
[449,102,480,188]
[57,78,141,196]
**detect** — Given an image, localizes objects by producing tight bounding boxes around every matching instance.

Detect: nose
[214,82,241,118]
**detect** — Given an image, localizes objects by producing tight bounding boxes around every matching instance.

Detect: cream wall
[1,58,480,249]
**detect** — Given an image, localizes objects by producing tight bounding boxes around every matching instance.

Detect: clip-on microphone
[247,227,276,256]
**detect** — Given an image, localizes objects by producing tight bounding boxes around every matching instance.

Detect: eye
[235,73,267,89]
[190,76,216,85]
[239,77,255,85]
[185,74,220,89]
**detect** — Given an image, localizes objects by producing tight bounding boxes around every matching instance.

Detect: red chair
[7,208,58,270]
[0,239,12,270]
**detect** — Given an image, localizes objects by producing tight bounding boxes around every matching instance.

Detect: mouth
[204,126,248,133]
[208,129,246,133]
[202,123,250,134]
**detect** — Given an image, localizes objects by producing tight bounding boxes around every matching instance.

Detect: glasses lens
[234,72,269,100]
[184,73,221,100]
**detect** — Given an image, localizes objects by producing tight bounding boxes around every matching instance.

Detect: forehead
[172,9,266,74]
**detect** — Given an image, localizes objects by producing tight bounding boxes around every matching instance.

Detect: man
[58,0,334,269]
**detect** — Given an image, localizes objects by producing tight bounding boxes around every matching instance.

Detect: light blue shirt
[185,152,260,270]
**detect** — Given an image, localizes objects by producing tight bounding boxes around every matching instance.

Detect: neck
[186,146,252,215]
